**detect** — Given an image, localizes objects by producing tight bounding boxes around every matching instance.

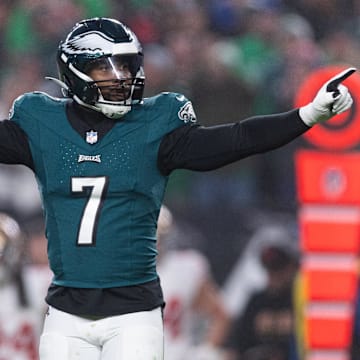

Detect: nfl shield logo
[86,130,98,144]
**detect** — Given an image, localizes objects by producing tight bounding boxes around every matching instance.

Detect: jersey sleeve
[9,94,27,122]
[9,93,41,135]
[161,92,197,134]
[158,109,308,175]
[0,120,34,167]
[9,92,67,169]
[0,95,34,167]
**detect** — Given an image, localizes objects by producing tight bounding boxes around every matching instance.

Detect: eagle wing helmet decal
[62,31,114,55]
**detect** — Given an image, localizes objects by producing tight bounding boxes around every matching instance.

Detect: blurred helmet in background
[0,213,25,272]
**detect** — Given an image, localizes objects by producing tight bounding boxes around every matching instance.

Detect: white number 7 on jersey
[71,176,108,246]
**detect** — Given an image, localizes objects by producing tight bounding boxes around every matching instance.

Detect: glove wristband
[299,103,331,127]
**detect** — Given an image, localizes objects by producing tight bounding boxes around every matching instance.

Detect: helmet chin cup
[97,103,131,118]
[73,94,131,118]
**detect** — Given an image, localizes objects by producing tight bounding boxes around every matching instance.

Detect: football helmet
[157,205,174,239]
[0,213,25,271]
[54,17,145,118]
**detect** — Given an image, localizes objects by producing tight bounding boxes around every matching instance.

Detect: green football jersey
[10,91,196,288]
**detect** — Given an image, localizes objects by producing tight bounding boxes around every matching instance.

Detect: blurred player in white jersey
[0,213,51,360]
[157,205,230,360]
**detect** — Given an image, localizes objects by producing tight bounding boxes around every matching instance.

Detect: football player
[157,205,230,360]
[0,213,51,360]
[0,17,354,360]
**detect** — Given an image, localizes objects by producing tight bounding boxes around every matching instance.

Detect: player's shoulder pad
[10,91,66,121]
[144,92,197,124]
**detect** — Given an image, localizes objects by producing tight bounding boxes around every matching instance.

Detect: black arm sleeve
[158,109,309,175]
[0,120,34,169]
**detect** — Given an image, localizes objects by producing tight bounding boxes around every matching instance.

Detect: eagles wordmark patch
[78,154,101,163]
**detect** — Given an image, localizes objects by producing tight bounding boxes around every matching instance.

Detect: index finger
[326,67,357,92]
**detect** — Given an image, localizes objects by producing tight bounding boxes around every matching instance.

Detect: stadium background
[0,0,359,286]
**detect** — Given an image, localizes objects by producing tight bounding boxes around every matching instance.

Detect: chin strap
[72,94,131,119]
[98,103,131,118]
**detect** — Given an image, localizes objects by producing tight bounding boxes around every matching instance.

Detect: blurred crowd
[1,0,360,117]
[0,3,360,358]
[0,0,360,219]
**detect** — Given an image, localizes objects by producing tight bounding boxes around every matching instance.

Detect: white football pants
[39,306,164,360]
